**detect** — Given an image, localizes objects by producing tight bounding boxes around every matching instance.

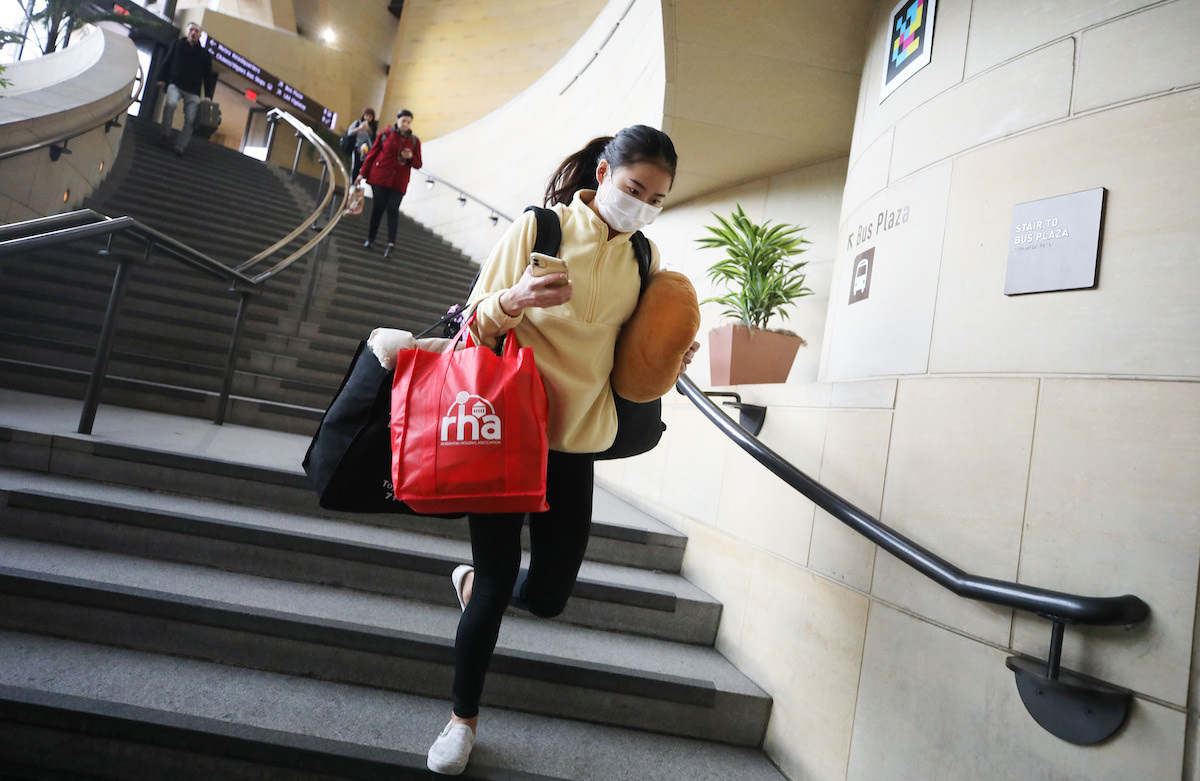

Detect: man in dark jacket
[155,21,216,156]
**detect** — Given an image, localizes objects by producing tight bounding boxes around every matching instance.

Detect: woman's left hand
[679,341,700,374]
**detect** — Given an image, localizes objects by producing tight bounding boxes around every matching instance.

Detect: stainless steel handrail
[235,108,349,283]
[559,0,638,95]
[0,207,261,433]
[0,60,144,162]
[0,106,344,433]
[0,209,255,289]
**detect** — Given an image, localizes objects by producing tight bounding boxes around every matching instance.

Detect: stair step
[0,632,784,780]
[0,540,769,745]
[0,413,688,574]
[0,263,291,315]
[0,114,479,431]
[0,477,715,644]
[0,361,323,436]
[0,333,341,412]
[0,284,278,333]
[1,249,303,303]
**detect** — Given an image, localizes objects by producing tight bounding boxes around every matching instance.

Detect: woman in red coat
[355,109,422,258]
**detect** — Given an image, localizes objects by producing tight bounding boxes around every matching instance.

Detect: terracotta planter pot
[708,324,804,386]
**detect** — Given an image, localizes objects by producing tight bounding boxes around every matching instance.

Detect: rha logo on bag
[441,390,501,446]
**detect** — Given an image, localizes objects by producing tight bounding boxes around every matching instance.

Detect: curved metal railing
[0,209,255,290]
[0,107,347,432]
[418,170,514,225]
[401,174,1152,626]
[676,375,1147,626]
[0,61,144,162]
[235,108,349,284]
[674,372,1149,744]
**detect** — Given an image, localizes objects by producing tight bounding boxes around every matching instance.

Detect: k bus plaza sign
[1005,188,1106,296]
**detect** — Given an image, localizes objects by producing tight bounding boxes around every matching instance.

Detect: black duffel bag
[302,340,464,517]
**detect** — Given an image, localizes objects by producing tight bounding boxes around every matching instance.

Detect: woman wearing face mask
[425,125,699,776]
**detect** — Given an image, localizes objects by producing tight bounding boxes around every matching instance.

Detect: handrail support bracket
[1005,621,1133,745]
[694,390,767,436]
[49,140,72,162]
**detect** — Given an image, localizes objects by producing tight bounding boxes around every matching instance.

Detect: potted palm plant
[697,204,813,385]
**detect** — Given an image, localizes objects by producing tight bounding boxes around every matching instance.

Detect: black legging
[366,184,405,244]
[452,450,595,719]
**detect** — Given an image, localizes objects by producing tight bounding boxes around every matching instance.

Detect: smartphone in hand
[530,252,569,286]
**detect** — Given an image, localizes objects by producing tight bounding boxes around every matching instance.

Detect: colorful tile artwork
[889,0,927,79]
[880,0,936,102]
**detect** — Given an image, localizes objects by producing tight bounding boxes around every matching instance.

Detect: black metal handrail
[0,108,347,434]
[675,373,1150,744]
[0,209,259,433]
[676,374,1147,624]
[0,210,256,289]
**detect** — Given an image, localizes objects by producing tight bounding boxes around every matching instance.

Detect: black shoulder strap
[524,206,562,257]
[429,207,651,339]
[525,205,650,292]
[629,231,651,293]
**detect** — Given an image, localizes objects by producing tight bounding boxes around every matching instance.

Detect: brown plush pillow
[612,271,701,402]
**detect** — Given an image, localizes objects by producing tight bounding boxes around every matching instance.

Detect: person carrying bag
[423,126,699,776]
[344,180,367,216]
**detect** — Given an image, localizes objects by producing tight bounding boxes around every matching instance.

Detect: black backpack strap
[629,231,651,294]
[435,207,647,338]
[525,205,649,291]
[524,205,562,257]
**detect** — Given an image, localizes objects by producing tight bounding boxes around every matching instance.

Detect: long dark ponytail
[544,125,677,207]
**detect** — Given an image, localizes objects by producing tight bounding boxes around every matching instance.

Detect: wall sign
[1004,188,1106,296]
[849,247,875,304]
[200,33,338,130]
[880,0,937,102]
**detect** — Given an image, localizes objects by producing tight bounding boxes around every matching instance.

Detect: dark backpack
[423,206,664,460]
[340,130,357,155]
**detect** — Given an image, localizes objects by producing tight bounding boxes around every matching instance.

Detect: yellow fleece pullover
[466,190,660,453]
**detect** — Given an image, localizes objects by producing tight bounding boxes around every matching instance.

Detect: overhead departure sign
[200,33,337,129]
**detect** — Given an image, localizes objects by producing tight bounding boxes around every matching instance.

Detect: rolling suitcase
[194,99,221,139]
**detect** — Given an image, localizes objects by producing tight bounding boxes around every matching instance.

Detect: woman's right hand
[499,265,572,316]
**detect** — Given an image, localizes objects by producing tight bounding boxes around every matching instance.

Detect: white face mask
[596,177,662,233]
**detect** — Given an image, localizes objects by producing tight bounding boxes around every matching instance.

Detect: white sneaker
[451,564,473,612]
[426,720,475,775]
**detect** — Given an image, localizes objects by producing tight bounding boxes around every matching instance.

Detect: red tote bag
[390,315,550,514]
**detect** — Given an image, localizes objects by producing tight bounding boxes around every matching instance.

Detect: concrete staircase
[0,118,479,435]
[0,394,782,779]
[0,124,783,778]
